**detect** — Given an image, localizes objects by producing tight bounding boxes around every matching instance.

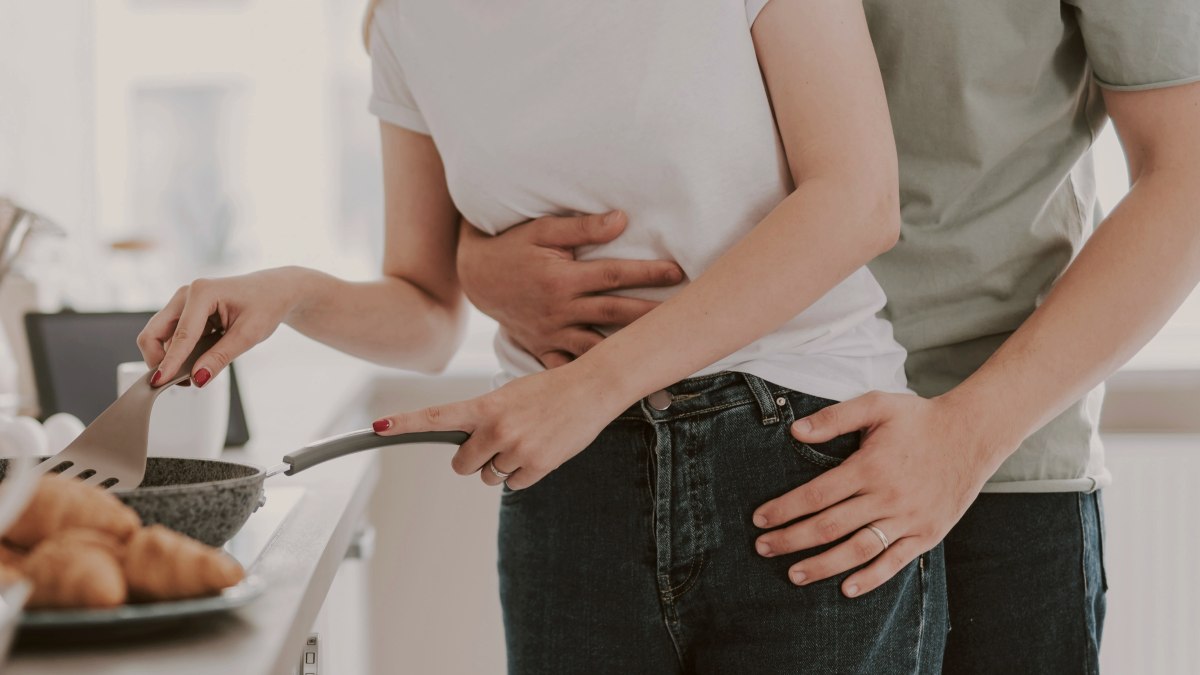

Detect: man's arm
[753,81,1200,597]
[457,212,683,368]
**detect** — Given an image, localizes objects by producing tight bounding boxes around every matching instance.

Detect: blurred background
[0,1,1197,673]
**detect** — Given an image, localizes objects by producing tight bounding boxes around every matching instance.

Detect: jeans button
[647,389,674,411]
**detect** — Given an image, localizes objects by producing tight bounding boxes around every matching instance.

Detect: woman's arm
[140,123,466,381]
[564,0,900,402]
[377,0,902,488]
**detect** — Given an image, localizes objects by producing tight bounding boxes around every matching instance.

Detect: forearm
[285,266,467,373]
[574,178,898,405]
[943,168,1200,460]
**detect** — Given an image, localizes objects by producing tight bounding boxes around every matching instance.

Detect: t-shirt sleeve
[1069,0,1200,91]
[367,4,430,134]
[745,0,772,27]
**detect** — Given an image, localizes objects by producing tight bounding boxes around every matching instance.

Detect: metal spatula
[36,330,222,489]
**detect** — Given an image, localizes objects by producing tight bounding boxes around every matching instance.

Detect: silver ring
[864,524,890,551]
[488,459,513,480]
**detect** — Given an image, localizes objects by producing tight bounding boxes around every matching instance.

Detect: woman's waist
[492,312,910,400]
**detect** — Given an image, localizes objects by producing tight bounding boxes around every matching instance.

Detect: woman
[140,0,946,671]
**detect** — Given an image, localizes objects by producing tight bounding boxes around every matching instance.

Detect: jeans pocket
[780,392,862,469]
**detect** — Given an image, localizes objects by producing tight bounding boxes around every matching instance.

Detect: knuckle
[852,539,879,561]
[536,274,564,297]
[422,406,444,425]
[490,421,513,444]
[205,348,232,369]
[171,327,190,343]
[799,485,824,510]
[815,518,842,544]
[598,299,620,324]
[574,216,593,239]
[886,553,908,570]
[474,396,499,418]
[600,266,623,290]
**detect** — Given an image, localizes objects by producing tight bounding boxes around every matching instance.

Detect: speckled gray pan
[0,457,266,548]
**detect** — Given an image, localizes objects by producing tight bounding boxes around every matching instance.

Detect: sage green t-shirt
[862,1,1200,492]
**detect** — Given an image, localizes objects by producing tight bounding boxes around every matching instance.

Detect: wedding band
[488,459,513,480]
[865,524,890,551]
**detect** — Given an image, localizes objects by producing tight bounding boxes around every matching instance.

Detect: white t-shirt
[368,0,910,401]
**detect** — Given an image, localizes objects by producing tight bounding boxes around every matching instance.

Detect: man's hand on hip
[752,391,1014,597]
[456,210,684,368]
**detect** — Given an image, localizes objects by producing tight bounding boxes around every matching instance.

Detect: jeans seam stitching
[663,553,706,599]
[914,554,926,674]
[654,400,751,422]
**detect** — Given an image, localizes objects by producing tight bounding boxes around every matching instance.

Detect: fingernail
[756,540,772,557]
[372,419,392,433]
[150,370,162,386]
[604,211,622,226]
[753,513,769,528]
[845,584,859,597]
[193,368,212,388]
[791,570,807,585]
[792,418,812,434]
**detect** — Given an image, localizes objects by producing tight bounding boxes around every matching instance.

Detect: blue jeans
[498,372,948,674]
[942,491,1107,673]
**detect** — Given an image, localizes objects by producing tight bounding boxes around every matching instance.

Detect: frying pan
[0,430,467,547]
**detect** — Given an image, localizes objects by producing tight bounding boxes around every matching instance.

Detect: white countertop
[7,328,384,675]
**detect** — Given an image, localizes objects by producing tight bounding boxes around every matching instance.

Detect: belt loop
[740,373,780,426]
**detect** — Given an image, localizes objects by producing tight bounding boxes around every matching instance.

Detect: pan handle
[280,428,469,476]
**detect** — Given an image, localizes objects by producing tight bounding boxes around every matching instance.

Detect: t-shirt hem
[368,98,431,135]
[1093,72,1200,92]
[722,363,912,403]
[980,470,1112,494]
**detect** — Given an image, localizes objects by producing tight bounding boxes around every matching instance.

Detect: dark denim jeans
[942,491,1107,674]
[498,372,947,674]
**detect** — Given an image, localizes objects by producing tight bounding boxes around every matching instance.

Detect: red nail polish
[150,370,162,386]
[372,419,392,433]
[193,368,212,387]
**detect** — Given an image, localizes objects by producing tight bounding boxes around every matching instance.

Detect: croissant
[123,525,245,601]
[5,476,141,549]
[23,529,126,609]
[0,543,25,568]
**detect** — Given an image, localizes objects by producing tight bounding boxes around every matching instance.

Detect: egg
[0,416,48,457]
[42,413,85,454]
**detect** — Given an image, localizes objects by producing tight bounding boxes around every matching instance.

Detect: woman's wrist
[566,342,662,415]
[270,266,324,325]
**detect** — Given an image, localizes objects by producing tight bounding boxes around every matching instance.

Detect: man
[454,2,1200,672]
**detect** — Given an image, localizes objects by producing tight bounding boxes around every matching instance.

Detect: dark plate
[15,575,265,644]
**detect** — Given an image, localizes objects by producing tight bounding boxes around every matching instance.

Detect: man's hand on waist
[456,210,684,368]
[752,390,1017,597]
